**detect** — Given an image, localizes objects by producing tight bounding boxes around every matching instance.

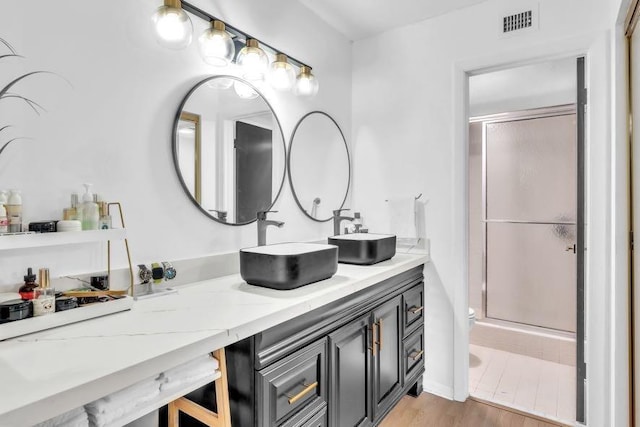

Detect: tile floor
[469,344,576,425]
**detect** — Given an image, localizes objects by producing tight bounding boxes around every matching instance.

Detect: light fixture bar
[180,1,312,70]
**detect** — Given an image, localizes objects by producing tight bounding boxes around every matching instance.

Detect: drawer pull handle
[287,381,318,405]
[409,306,424,314]
[376,319,383,351]
[409,350,424,360]
[370,323,378,356]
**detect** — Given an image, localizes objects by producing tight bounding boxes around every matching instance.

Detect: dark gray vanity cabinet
[227,265,425,427]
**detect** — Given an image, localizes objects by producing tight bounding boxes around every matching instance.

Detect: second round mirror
[288,111,350,222]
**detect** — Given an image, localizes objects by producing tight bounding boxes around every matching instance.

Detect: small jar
[55,296,78,312]
[0,299,32,323]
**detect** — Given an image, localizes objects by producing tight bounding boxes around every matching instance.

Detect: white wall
[352,0,615,424]
[469,57,576,117]
[0,0,352,290]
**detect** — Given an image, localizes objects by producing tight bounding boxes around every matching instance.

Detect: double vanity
[0,250,427,426]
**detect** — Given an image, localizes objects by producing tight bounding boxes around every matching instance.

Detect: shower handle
[565,244,576,253]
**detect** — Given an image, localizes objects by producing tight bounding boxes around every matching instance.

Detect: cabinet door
[372,295,402,420]
[328,314,373,427]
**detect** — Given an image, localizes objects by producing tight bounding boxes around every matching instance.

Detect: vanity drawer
[403,283,424,336]
[282,405,327,427]
[403,327,424,382]
[256,338,327,427]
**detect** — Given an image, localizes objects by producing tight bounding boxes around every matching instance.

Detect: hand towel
[388,197,417,239]
[160,354,219,392]
[85,377,160,426]
[34,407,87,427]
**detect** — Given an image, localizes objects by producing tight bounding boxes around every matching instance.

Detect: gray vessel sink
[240,243,338,290]
[328,233,396,265]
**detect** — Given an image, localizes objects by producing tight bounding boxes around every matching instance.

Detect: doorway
[467,57,585,425]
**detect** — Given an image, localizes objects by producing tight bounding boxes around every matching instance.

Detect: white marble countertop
[0,252,428,425]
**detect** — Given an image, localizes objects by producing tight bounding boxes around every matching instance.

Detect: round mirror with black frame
[288,111,351,222]
[173,75,287,225]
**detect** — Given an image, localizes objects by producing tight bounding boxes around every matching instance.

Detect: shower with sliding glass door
[481,108,577,332]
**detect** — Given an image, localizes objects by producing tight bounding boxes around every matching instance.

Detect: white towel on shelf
[85,376,161,426]
[388,197,417,239]
[57,411,89,427]
[160,354,219,392]
[34,407,88,427]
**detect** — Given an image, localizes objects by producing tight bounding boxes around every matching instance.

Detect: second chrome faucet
[257,211,284,246]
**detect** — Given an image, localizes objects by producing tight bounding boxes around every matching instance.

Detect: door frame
[451,33,614,426]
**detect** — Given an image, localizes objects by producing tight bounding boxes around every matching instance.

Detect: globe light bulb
[237,39,268,81]
[206,77,234,90]
[268,54,296,91]
[234,80,258,100]
[152,1,193,50]
[198,20,235,67]
[294,66,319,97]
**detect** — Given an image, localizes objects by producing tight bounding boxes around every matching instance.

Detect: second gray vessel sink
[240,243,338,290]
[328,233,396,265]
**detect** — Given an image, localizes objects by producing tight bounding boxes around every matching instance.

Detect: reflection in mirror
[173,76,286,225]
[177,112,201,203]
[288,111,350,222]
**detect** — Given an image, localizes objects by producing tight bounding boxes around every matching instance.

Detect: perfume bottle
[63,193,79,221]
[98,202,111,230]
[33,268,55,317]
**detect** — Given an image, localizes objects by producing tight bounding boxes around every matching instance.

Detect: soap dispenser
[80,184,99,230]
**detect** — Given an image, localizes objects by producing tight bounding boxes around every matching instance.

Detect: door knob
[566,244,576,253]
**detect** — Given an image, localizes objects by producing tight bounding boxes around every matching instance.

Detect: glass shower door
[484,113,577,332]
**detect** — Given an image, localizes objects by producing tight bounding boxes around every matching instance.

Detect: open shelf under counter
[0,228,126,251]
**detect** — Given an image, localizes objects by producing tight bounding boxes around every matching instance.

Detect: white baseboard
[422,379,454,400]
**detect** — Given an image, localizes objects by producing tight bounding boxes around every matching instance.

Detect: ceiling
[298,0,490,41]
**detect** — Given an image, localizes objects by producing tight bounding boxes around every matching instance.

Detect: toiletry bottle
[0,202,7,235]
[6,189,22,232]
[33,268,55,317]
[80,184,99,230]
[18,268,38,300]
[98,202,111,230]
[0,190,8,233]
[63,193,79,221]
[352,212,363,233]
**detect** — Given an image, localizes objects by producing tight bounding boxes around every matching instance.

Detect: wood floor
[379,392,567,427]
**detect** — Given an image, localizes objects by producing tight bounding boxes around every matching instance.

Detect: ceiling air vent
[503,10,533,33]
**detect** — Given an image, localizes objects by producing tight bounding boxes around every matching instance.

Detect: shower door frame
[474,104,579,330]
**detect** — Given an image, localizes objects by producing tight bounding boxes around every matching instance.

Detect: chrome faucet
[257,210,284,246]
[332,208,354,236]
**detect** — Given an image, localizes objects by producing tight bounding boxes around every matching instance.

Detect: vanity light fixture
[198,20,235,67]
[237,39,269,82]
[268,54,296,91]
[157,1,320,97]
[294,66,319,97]
[152,0,193,50]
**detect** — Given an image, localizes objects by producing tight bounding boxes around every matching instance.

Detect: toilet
[468,307,476,329]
